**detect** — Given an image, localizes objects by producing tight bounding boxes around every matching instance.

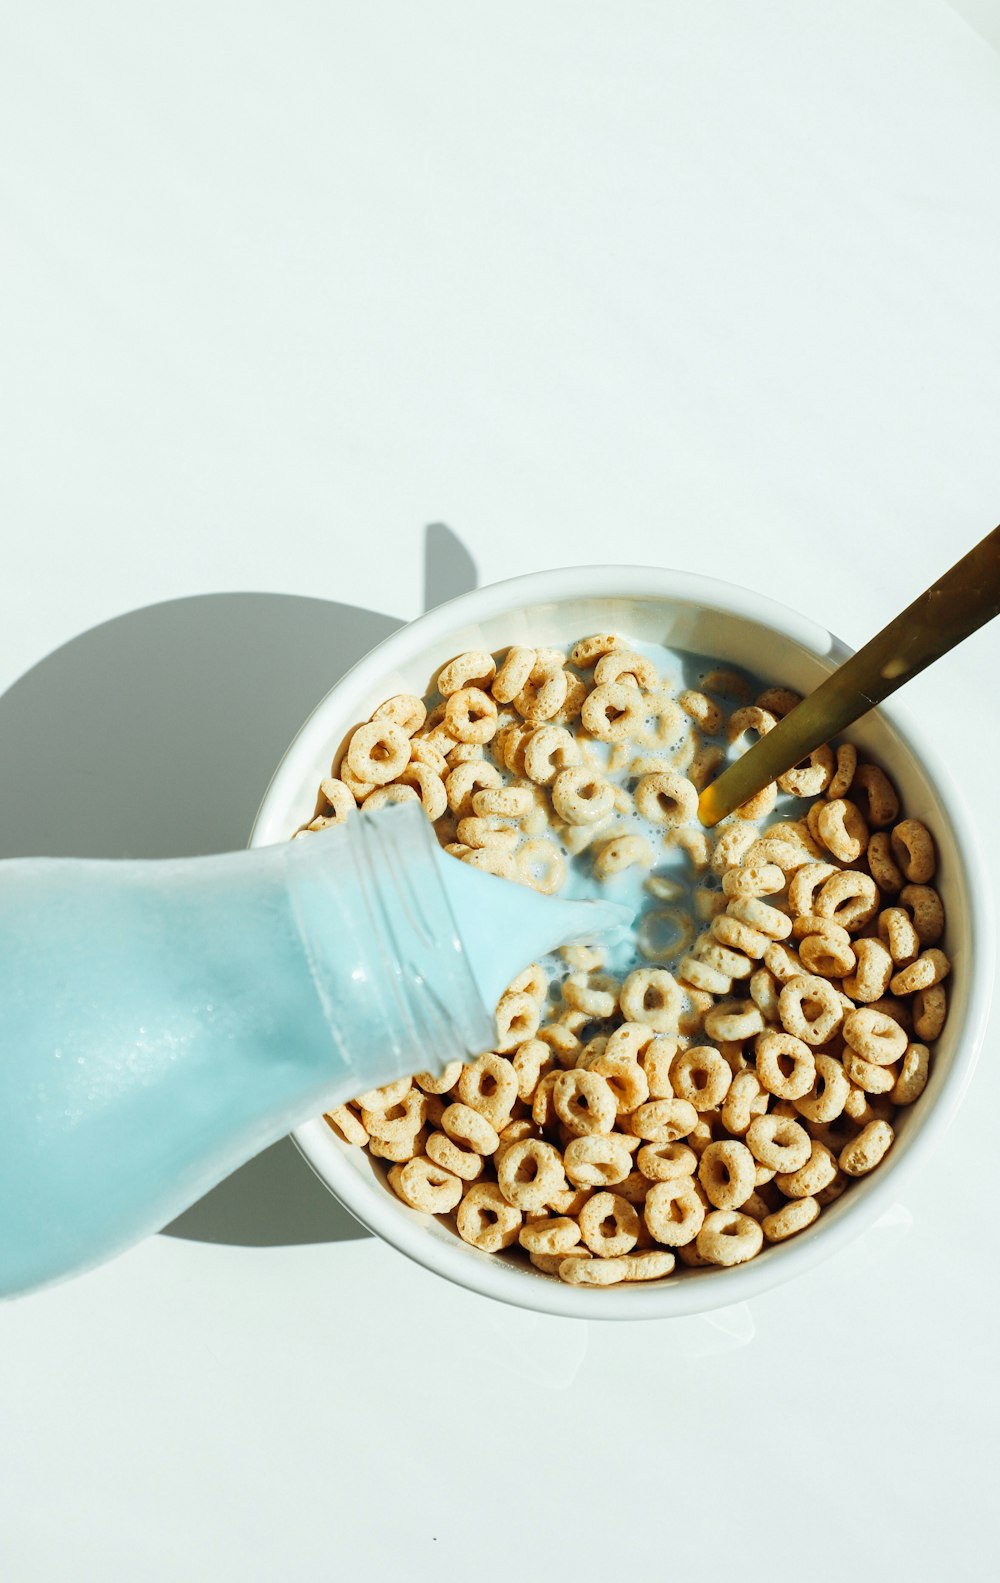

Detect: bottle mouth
[352,804,497,1076]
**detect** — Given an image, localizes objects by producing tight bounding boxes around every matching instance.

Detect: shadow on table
[0,522,478,1248]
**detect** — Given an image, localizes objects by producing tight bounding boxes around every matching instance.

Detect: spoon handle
[698,524,1000,828]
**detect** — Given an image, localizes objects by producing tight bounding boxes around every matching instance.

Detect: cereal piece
[644,1178,706,1246]
[635,770,699,827]
[492,646,537,704]
[553,1069,617,1136]
[425,1130,485,1181]
[726,896,792,941]
[579,1191,641,1257]
[522,724,581,785]
[746,1114,812,1173]
[778,974,844,1046]
[720,1071,768,1137]
[354,1076,412,1111]
[388,1156,463,1214]
[360,784,420,813]
[794,1053,851,1124]
[594,833,655,880]
[372,693,428,736]
[511,1039,555,1102]
[761,1197,820,1242]
[563,1134,634,1188]
[345,720,411,785]
[748,966,781,1023]
[496,1138,567,1210]
[411,737,450,776]
[755,1030,816,1101]
[888,948,951,997]
[755,686,801,717]
[900,884,945,946]
[551,766,615,825]
[316,777,357,825]
[843,937,894,1003]
[445,686,499,745]
[851,763,900,828]
[445,759,503,818]
[891,819,936,884]
[637,1140,698,1182]
[456,1053,518,1130]
[774,1140,838,1198]
[456,1182,522,1251]
[594,649,660,690]
[514,655,569,723]
[877,907,921,966]
[787,862,838,917]
[913,983,947,1041]
[581,681,647,742]
[668,1045,732,1110]
[812,871,880,933]
[519,1217,582,1255]
[324,1104,368,1146]
[439,1102,500,1157]
[843,1047,898,1095]
[628,1098,699,1142]
[619,968,682,1033]
[494,990,541,1055]
[696,1210,763,1266]
[827,743,858,799]
[816,799,869,864]
[843,1007,907,1066]
[558,1254,630,1286]
[461,846,518,880]
[678,689,724,735]
[679,954,732,997]
[710,819,759,875]
[698,1140,756,1210]
[778,743,835,798]
[624,1250,676,1281]
[727,705,778,745]
[570,634,621,668]
[891,1043,931,1106]
[839,1119,894,1177]
[867,831,904,894]
[702,998,764,1044]
[722,862,785,900]
[437,650,496,697]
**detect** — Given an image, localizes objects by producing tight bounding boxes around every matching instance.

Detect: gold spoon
[697,524,1000,828]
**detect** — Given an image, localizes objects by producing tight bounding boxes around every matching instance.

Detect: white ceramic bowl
[252,567,992,1319]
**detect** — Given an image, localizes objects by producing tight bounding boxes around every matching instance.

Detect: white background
[2,3,1000,1579]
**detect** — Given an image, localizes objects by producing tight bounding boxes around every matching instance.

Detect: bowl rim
[252,563,993,1320]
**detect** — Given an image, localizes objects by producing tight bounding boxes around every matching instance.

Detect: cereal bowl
[251,567,991,1319]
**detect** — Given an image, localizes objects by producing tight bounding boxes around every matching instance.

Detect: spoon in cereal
[697,523,1000,827]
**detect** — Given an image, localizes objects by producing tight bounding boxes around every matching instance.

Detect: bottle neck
[283,805,496,1083]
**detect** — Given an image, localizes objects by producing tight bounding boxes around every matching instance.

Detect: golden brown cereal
[900,884,945,946]
[839,1119,894,1177]
[892,1043,931,1105]
[813,870,880,932]
[878,907,921,966]
[563,1133,634,1188]
[398,761,448,820]
[843,937,894,1003]
[668,1045,732,1111]
[456,1182,522,1251]
[579,1191,641,1257]
[426,1131,485,1181]
[496,1138,566,1210]
[817,799,868,863]
[913,983,947,1041]
[514,655,569,723]
[495,991,542,1054]
[745,1113,811,1175]
[843,1007,908,1066]
[629,1097,699,1142]
[698,1141,756,1210]
[696,1210,763,1266]
[581,682,645,742]
[794,1053,850,1124]
[437,651,496,697]
[553,1069,617,1137]
[570,633,620,668]
[558,1254,631,1286]
[727,705,778,744]
[619,968,682,1033]
[722,862,785,900]
[762,1196,820,1242]
[867,831,904,894]
[778,744,835,798]
[843,1048,897,1095]
[522,723,581,784]
[445,687,499,745]
[891,819,936,884]
[518,1217,582,1256]
[624,1250,676,1281]
[492,646,537,704]
[594,833,655,880]
[372,693,427,736]
[551,766,615,825]
[889,948,951,997]
[755,1030,816,1101]
[774,1140,838,1199]
[635,770,698,827]
[594,648,660,690]
[827,743,858,800]
[679,689,724,734]
[325,1104,368,1147]
[644,1178,706,1247]
[445,759,502,818]
[779,974,844,1046]
[441,1102,500,1156]
[346,720,411,785]
[852,763,900,828]
[388,1156,463,1214]
[637,1140,698,1182]
[712,912,770,960]
[457,1053,518,1130]
[787,861,837,917]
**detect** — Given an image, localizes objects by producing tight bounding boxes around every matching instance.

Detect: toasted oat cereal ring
[877,907,921,967]
[456,1182,522,1251]
[843,1047,898,1095]
[563,1133,634,1188]
[563,973,619,1020]
[637,691,686,748]
[584,1051,649,1115]
[445,686,499,745]
[612,1169,652,1205]
[850,763,900,828]
[372,693,427,737]
[698,1141,756,1210]
[899,884,945,946]
[693,888,728,923]
[726,896,792,940]
[913,983,947,1041]
[843,937,894,1003]
[795,916,856,979]
[696,1210,763,1266]
[437,650,496,697]
[457,1053,519,1130]
[889,948,951,997]
[891,819,936,884]
[496,1138,567,1210]
[580,681,646,742]
[619,968,683,1033]
[636,1034,677,1100]
[558,1254,631,1286]
[461,845,518,880]
[412,1061,463,1097]
[892,1043,931,1106]
[354,1077,412,1111]
[813,871,880,932]
[735,782,778,822]
[763,941,806,983]
[593,833,655,881]
[518,1216,582,1256]
[703,999,765,1043]
[553,1069,617,1137]
[360,784,420,813]
[456,816,520,853]
[507,963,548,1003]
[866,831,903,895]
[514,657,569,723]
[637,1140,698,1182]
[551,766,615,826]
[669,826,710,870]
[722,862,785,901]
[678,689,724,735]
[755,1030,816,1101]
[469,786,531,820]
[779,974,844,1046]
[345,720,411,786]
[710,819,759,876]
[753,686,800,716]
[594,648,660,690]
[425,1130,484,1181]
[369,1124,429,1164]
[787,862,838,917]
[445,759,502,818]
[839,1119,894,1177]
[624,1250,676,1281]
[667,1045,732,1111]
[521,723,581,785]
[536,1021,582,1065]
[491,646,537,704]
[634,770,699,827]
[324,1104,368,1147]
[495,1117,542,1161]
[388,1155,463,1214]
[794,1053,850,1123]
[826,742,858,800]
[748,966,781,1023]
[746,1113,811,1173]
[762,1196,820,1243]
[775,1139,838,1198]
[528,1247,589,1275]
[727,705,778,745]
[512,839,564,895]
[316,777,357,825]
[816,799,868,863]
[777,743,835,798]
[494,990,541,1054]
[629,1097,699,1143]
[679,954,732,997]
[440,1102,500,1156]
[578,1191,641,1258]
[510,1039,555,1102]
[569,633,620,668]
[644,1177,706,1246]
[394,762,446,821]
[843,1007,907,1065]
[410,736,450,776]
[742,836,813,873]
[720,1070,768,1137]
[711,912,771,961]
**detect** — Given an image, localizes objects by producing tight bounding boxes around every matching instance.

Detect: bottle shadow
[0,524,478,1247]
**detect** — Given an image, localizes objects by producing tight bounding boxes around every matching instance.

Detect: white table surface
[2,4,1000,1579]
